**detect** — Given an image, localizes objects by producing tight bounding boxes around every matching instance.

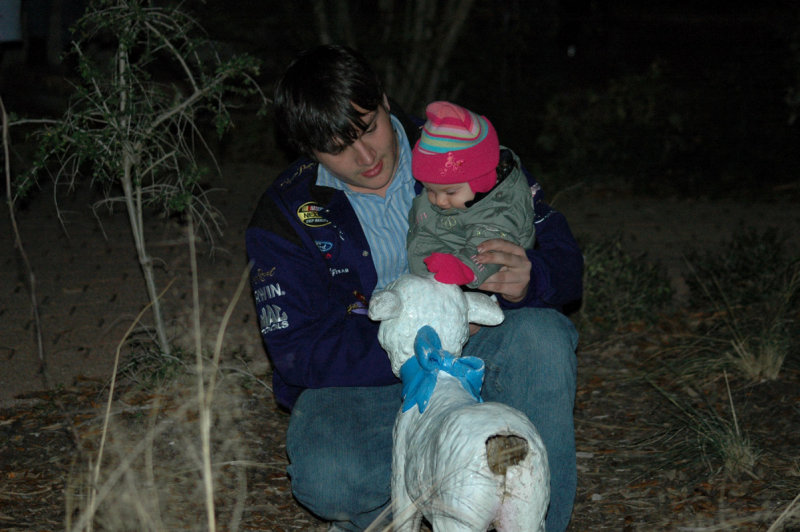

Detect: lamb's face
[369,274,504,376]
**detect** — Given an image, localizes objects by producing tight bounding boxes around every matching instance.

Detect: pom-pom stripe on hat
[417,113,491,154]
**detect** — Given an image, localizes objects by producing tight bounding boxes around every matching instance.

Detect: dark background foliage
[183,0,800,200]
[4,0,800,199]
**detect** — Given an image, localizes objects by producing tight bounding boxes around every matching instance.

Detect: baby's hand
[423,253,476,285]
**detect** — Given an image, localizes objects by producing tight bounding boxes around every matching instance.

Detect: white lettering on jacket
[254,283,286,303]
[259,304,289,334]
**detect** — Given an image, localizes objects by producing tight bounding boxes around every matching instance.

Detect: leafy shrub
[650,375,761,480]
[118,342,191,391]
[684,227,800,381]
[22,0,264,357]
[579,235,673,334]
[685,226,795,309]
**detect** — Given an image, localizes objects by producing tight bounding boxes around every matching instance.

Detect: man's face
[424,182,476,210]
[313,100,399,197]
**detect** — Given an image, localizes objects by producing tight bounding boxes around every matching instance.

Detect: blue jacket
[246,114,583,410]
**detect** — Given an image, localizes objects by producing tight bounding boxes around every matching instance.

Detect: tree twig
[1,95,47,389]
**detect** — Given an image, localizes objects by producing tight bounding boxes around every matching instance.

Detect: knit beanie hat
[412,101,500,193]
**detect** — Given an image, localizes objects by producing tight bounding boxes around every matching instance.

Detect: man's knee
[494,308,577,372]
[287,411,358,519]
[287,447,352,518]
[284,387,395,520]
[506,307,578,352]
[478,308,577,412]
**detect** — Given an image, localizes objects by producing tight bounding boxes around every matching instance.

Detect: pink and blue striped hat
[412,101,499,193]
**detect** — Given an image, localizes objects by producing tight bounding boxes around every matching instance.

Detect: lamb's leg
[493,474,548,532]
[391,488,422,532]
[428,515,485,532]
[490,437,549,532]
[391,488,422,531]
[391,441,422,531]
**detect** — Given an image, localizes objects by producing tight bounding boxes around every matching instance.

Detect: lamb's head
[368,273,504,376]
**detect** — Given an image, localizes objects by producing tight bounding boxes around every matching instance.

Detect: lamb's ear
[368,290,402,322]
[465,292,505,326]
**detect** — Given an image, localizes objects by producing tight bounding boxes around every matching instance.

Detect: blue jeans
[286,307,579,532]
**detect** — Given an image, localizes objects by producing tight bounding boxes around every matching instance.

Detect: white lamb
[368,273,549,532]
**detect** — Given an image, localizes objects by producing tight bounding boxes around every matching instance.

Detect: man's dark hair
[274,44,386,157]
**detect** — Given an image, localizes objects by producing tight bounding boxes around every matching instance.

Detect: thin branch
[8,118,59,127]
[187,211,217,532]
[144,19,200,92]
[422,0,475,104]
[312,0,332,44]
[1,95,48,388]
[89,279,174,529]
[207,261,253,407]
[147,67,241,133]
[767,491,800,532]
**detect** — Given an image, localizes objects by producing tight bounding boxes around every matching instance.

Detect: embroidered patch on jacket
[316,240,334,253]
[347,290,369,315]
[278,162,315,190]
[297,202,330,227]
[252,266,277,284]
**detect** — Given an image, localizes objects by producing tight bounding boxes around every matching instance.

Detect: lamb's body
[393,373,549,532]
[368,274,550,532]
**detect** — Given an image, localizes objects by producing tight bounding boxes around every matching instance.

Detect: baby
[407,101,536,288]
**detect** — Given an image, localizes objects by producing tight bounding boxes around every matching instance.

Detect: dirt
[2,157,800,530]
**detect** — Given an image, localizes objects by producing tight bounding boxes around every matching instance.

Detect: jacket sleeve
[246,194,397,408]
[499,180,583,312]
[406,197,434,278]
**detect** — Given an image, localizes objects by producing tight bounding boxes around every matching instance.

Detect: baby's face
[424,182,475,210]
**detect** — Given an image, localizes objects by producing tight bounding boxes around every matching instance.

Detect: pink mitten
[423,252,476,285]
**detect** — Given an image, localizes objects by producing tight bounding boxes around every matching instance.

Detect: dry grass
[2,305,799,531]
[571,329,800,531]
[66,367,255,530]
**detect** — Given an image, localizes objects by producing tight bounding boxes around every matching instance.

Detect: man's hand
[474,238,532,303]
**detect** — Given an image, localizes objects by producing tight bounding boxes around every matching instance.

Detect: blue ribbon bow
[400,325,485,413]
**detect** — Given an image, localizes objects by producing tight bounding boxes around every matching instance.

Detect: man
[246,44,582,532]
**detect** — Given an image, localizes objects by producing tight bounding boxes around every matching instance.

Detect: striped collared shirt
[317,114,416,290]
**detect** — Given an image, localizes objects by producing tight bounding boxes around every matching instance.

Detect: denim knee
[285,386,398,527]
[286,399,349,519]
[473,307,578,407]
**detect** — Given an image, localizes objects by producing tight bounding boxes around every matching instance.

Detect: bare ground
[2,161,800,530]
